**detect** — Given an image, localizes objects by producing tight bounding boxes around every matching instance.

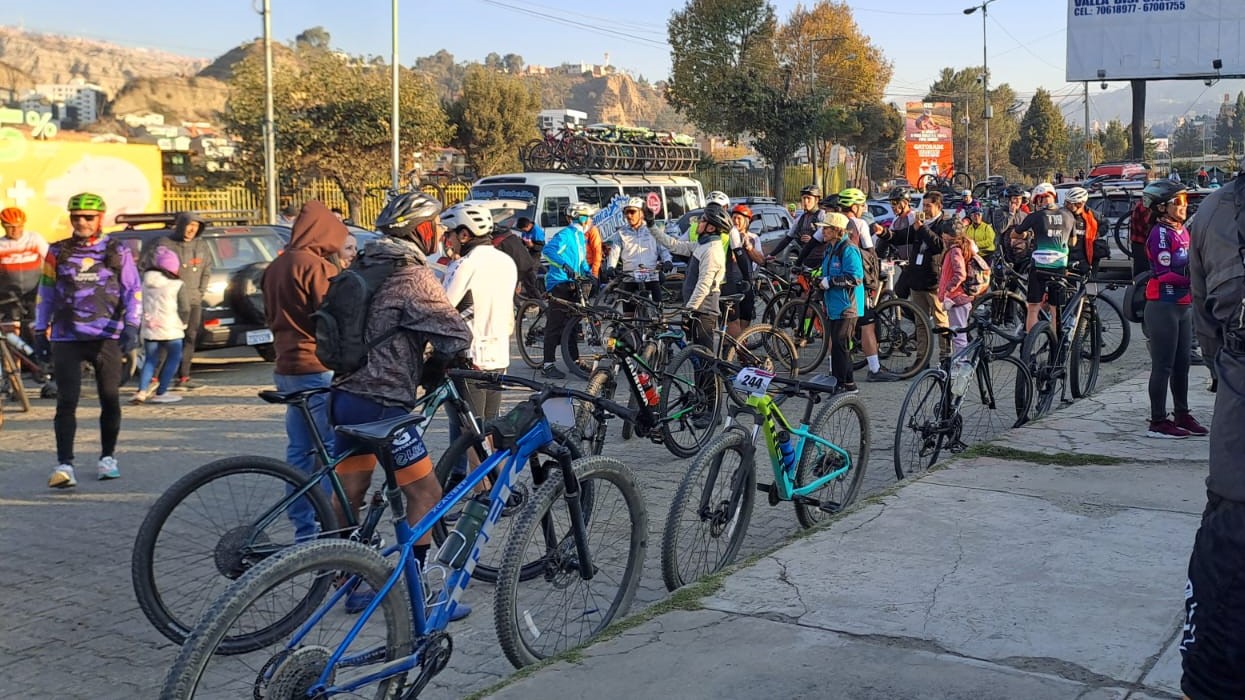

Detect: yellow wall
[0,128,163,242]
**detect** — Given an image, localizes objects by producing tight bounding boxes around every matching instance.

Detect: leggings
[543,283,578,366]
[52,339,123,464]
[1144,301,1191,422]
[829,317,858,387]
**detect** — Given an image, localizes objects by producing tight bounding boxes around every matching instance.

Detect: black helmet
[375,192,443,255]
[1141,180,1188,210]
[819,194,840,210]
[887,186,910,202]
[800,185,822,198]
[701,203,732,233]
[1004,185,1025,198]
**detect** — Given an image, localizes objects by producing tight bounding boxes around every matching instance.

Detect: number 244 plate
[732,367,774,396]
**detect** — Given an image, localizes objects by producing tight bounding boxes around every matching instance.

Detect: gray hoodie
[142,212,213,301]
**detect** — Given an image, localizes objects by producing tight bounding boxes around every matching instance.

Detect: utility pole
[261,0,277,225]
[1084,82,1091,173]
[964,1,996,180]
[390,0,401,192]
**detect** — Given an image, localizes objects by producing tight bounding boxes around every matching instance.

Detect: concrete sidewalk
[486,369,1214,700]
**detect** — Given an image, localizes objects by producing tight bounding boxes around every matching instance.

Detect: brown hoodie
[262,201,347,375]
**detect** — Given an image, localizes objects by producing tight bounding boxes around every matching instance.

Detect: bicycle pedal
[757,482,780,506]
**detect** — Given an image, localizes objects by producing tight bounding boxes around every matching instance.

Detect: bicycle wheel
[495,456,647,668]
[760,289,794,325]
[1071,314,1102,398]
[623,342,659,440]
[1,342,29,412]
[772,298,829,373]
[131,456,339,652]
[660,429,755,591]
[872,297,933,378]
[722,324,799,407]
[958,355,1032,448]
[161,540,410,699]
[894,369,947,480]
[528,141,556,170]
[658,344,724,458]
[794,394,869,528]
[516,300,546,369]
[971,291,1027,359]
[1114,213,1133,259]
[952,172,973,190]
[1021,320,1059,418]
[561,313,608,379]
[575,368,615,456]
[1093,294,1130,363]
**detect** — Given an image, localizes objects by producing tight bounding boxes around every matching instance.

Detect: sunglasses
[70,214,99,221]
[1169,193,1189,206]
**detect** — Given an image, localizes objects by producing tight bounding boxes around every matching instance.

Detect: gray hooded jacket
[143,212,213,301]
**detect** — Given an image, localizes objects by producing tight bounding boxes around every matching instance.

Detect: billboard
[1066,0,1245,82]
[903,102,954,187]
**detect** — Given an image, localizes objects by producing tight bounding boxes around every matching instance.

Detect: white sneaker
[97,456,120,480]
[48,464,77,489]
[149,393,183,404]
[130,389,149,405]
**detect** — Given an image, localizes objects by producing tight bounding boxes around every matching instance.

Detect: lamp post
[963,0,996,180]
[390,0,400,192]
[961,113,971,176]
[260,0,277,224]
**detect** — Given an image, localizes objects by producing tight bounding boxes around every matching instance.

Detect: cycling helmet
[566,202,596,219]
[1004,185,1025,198]
[887,186,911,202]
[0,207,25,226]
[706,190,730,208]
[1021,191,1032,201]
[623,197,646,211]
[838,188,867,206]
[1064,187,1090,205]
[700,203,732,233]
[440,204,494,238]
[1142,180,1189,210]
[67,192,106,212]
[800,185,822,198]
[375,192,443,255]
[961,189,972,197]
[731,204,754,220]
[1031,182,1056,198]
[819,194,840,210]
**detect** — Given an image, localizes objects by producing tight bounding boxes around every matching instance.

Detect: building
[26,78,106,125]
[538,109,588,133]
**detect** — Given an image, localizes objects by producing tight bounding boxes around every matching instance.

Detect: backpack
[861,246,881,295]
[961,249,992,298]
[312,260,401,375]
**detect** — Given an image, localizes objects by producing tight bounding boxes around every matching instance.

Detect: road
[0,311,1161,698]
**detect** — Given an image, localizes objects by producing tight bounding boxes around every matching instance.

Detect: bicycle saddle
[803,373,838,393]
[258,387,332,405]
[719,293,746,304]
[334,414,427,445]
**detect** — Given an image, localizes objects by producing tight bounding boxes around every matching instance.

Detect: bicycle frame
[726,391,852,503]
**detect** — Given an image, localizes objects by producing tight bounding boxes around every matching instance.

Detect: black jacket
[142,213,213,301]
[889,215,949,292]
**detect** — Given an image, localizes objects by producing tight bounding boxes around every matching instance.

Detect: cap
[815,212,850,230]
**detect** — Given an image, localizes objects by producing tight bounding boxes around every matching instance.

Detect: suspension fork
[551,441,595,580]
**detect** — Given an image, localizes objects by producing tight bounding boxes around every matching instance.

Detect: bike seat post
[295,398,333,465]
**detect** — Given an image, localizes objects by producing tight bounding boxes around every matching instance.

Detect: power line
[480,0,667,49]
[988,16,1063,72]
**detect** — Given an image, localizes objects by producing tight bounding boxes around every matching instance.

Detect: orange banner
[904,102,954,186]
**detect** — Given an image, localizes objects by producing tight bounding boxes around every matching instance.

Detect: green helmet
[838,188,867,207]
[67,192,106,212]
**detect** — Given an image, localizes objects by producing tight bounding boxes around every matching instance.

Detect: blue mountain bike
[161,371,647,698]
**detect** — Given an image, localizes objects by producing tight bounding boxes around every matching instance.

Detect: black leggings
[1144,302,1191,421]
[543,283,578,366]
[52,339,123,464]
[179,302,202,378]
[829,317,858,387]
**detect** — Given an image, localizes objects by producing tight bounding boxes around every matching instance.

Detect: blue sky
[3,1,1071,99]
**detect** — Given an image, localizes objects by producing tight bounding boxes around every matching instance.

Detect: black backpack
[312,260,402,375]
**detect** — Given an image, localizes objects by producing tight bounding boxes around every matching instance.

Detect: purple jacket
[34,235,141,341]
[1144,222,1191,305]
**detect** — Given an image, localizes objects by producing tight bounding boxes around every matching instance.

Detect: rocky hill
[108,75,229,124]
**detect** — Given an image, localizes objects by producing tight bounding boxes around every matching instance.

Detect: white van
[468,172,705,236]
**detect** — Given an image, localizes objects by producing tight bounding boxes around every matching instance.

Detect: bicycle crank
[400,632,453,700]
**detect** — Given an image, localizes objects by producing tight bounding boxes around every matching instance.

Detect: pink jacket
[937,245,972,306]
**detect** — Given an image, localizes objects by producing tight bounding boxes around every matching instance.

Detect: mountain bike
[1,321,31,425]
[894,319,1033,480]
[160,372,646,697]
[660,360,869,591]
[1021,270,1103,418]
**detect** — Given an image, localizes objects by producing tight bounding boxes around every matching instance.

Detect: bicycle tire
[971,291,1027,359]
[131,456,339,652]
[951,172,973,190]
[575,368,615,456]
[917,173,938,192]
[1093,294,1130,363]
[794,394,869,528]
[660,429,755,591]
[894,369,947,480]
[722,324,799,407]
[760,289,795,325]
[560,312,607,380]
[772,298,830,373]
[1021,320,1060,418]
[161,540,410,699]
[494,456,647,668]
[658,343,725,458]
[872,297,934,378]
[1071,313,1102,398]
[516,300,546,369]
[1114,213,1133,259]
[958,354,1033,448]
[1,342,29,412]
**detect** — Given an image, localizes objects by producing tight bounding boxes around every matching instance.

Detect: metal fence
[691,165,839,204]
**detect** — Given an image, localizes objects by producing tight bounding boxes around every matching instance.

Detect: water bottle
[4,332,33,356]
[950,360,973,397]
[436,497,490,569]
[637,371,660,407]
[776,431,796,470]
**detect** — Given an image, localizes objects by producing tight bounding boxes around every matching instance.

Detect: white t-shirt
[442,244,518,370]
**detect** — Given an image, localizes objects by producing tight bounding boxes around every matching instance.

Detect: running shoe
[866,367,900,382]
[48,464,77,488]
[541,364,567,380]
[1146,418,1190,439]
[149,393,184,404]
[97,456,120,480]
[1174,412,1209,436]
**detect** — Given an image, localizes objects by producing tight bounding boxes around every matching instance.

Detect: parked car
[1088,161,1150,180]
[865,200,897,229]
[672,196,795,254]
[110,212,288,360]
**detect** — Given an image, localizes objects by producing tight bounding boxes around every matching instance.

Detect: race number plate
[632,269,657,283]
[732,367,775,397]
[540,396,577,428]
[246,329,274,345]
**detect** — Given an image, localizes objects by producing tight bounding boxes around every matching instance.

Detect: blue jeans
[138,339,182,395]
[274,371,334,539]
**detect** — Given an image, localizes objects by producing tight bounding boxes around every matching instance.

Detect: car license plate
[246,329,274,345]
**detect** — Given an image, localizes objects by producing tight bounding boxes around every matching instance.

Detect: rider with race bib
[607,197,671,311]
[1014,183,1077,331]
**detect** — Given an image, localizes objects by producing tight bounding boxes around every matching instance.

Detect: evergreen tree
[448,65,541,176]
[1009,88,1068,179]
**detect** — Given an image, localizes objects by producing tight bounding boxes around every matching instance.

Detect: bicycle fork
[700,426,756,532]
[553,442,595,581]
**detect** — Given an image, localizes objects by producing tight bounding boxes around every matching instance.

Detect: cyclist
[1063,187,1105,276]
[1140,180,1206,439]
[607,197,671,311]
[583,207,604,279]
[330,192,472,617]
[653,202,728,347]
[490,220,539,300]
[885,190,951,359]
[998,186,1030,269]
[1014,183,1077,332]
[954,189,976,220]
[0,206,48,326]
[141,212,211,391]
[771,185,825,258]
[839,187,899,382]
[731,204,766,273]
[937,220,976,357]
[540,202,593,379]
[34,193,141,488]
[816,212,864,393]
[964,205,997,257]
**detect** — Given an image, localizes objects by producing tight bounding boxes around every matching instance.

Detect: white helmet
[706,190,730,208]
[623,197,646,211]
[1064,187,1089,204]
[961,189,972,197]
[567,202,596,219]
[1031,182,1056,198]
[440,204,494,237]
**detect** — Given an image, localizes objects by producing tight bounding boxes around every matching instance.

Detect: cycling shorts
[331,389,432,486]
[1026,268,1066,305]
[1181,492,1245,699]
[720,282,755,323]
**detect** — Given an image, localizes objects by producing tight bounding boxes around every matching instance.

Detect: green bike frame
[737,389,853,503]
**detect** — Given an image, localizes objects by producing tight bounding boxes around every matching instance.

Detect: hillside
[107,75,229,123]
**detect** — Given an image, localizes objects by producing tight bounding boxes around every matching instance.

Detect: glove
[660,260,674,273]
[420,351,454,391]
[830,275,853,289]
[819,278,830,290]
[119,325,140,354]
[33,333,51,362]
[644,208,655,226]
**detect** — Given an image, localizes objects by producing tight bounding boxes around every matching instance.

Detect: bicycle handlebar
[710,355,839,397]
[448,369,638,423]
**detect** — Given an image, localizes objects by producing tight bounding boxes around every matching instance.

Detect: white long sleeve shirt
[607,223,671,272]
[442,244,518,371]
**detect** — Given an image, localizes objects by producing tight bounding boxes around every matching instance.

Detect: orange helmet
[731,204,754,220]
[0,207,25,226]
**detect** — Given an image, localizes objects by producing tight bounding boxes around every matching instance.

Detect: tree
[1232,92,1245,156]
[1098,119,1129,161]
[414,50,468,101]
[741,73,819,195]
[502,53,525,74]
[294,26,331,51]
[1169,118,1204,159]
[484,52,503,71]
[222,43,451,220]
[924,66,1022,182]
[448,65,540,176]
[1009,88,1068,179]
